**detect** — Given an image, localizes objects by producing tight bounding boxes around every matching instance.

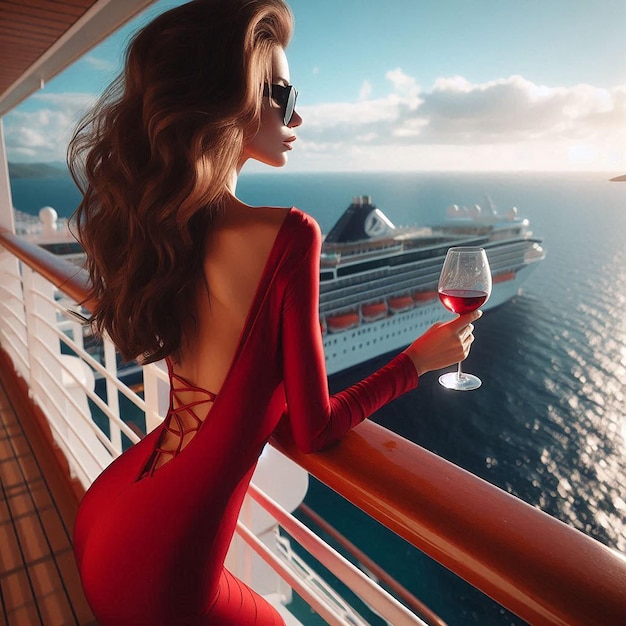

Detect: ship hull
[323,263,538,376]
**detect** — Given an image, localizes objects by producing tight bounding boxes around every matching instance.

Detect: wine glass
[438,247,492,390]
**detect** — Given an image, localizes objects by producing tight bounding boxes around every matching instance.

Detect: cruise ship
[320,195,545,374]
[14,193,545,378]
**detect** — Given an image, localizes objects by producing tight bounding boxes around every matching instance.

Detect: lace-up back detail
[138,360,217,480]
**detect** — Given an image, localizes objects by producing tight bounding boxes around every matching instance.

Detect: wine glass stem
[457,361,463,380]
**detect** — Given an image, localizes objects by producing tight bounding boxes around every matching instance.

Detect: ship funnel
[325,196,396,243]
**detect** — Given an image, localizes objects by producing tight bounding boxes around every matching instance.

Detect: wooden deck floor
[0,353,97,625]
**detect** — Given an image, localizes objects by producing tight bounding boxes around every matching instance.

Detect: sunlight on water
[562,241,626,551]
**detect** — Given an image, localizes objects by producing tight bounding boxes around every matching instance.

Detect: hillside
[8,162,69,179]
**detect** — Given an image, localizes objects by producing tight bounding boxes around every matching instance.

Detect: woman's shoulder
[285,207,321,244]
[216,202,320,249]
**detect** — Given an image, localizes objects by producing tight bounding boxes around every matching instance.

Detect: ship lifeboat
[326,312,360,333]
[388,295,414,313]
[361,301,388,322]
[493,271,516,284]
[412,290,437,304]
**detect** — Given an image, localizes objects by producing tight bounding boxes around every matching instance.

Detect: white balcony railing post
[22,265,68,444]
[103,334,123,453]
[0,120,14,232]
[0,120,29,379]
[20,265,107,486]
[143,359,169,433]
[0,253,29,380]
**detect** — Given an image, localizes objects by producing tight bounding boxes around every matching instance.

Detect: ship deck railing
[1,223,625,626]
[318,247,534,315]
[320,241,530,296]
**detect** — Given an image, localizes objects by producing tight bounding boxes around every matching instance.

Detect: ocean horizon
[9,168,626,625]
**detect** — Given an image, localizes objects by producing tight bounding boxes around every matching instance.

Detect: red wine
[439,289,488,314]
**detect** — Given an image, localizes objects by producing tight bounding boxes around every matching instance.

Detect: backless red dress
[73,208,418,624]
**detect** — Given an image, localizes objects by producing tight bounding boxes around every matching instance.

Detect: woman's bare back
[176,201,292,397]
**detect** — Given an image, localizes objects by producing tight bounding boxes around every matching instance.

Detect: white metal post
[22,267,68,441]
[0,119,29,378]
[0,119,15,232]
[143,360,168,433]
[103,334,123,453]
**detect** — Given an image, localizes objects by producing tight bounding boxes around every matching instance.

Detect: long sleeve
[279,217,418,453]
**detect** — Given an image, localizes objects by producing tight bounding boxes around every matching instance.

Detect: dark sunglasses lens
[263,84,297,125]
[284,86,297,125]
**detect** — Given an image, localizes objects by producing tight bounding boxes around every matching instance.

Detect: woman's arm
[279,220,417,453]
[277,217,481,454]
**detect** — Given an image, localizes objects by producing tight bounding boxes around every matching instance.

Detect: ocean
[9,170,626,625]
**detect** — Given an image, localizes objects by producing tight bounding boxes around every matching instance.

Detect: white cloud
[414,75,626,144]
[32,92,95,109]
[385,68,420,98]
[297,70,425,144]
[4,93,96,162]
[5,72,626,172]
[83,55,118,73]
[291,72,626,171]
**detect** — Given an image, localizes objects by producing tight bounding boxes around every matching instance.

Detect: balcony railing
[1,224,625,626]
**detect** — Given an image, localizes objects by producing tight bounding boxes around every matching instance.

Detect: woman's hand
[403,310,483,377]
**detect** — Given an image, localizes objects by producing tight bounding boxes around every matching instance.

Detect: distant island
[8,162,69,179]
[609,174,626,182]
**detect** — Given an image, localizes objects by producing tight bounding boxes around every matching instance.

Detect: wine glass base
[439,372,482,391]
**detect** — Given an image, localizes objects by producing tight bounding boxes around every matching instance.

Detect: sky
[3,0,626,172]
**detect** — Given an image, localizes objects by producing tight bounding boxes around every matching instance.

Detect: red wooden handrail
[3,225,625,625]
[0,227,95,311]
[272,424,626,626]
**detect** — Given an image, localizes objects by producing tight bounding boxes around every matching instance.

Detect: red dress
[73,208,418,625]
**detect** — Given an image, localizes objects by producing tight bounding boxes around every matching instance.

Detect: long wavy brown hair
[68,0,292,364]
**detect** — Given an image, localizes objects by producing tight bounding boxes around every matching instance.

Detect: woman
[69,1,480,624]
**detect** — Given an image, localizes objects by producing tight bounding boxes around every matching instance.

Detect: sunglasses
[263,83,298,126]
